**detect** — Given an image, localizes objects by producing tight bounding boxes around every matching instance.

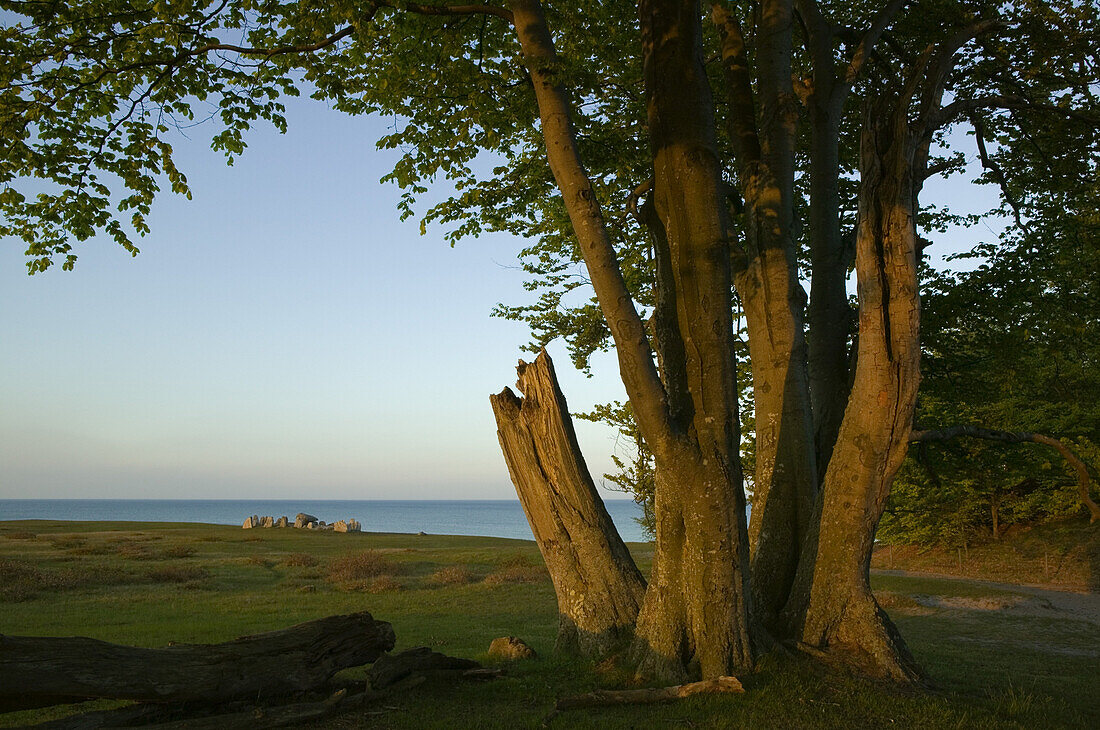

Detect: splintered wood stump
[0,611,395,712]
[490,350,646,656]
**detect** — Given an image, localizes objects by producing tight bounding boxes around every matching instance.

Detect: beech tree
[2,0,1097,683]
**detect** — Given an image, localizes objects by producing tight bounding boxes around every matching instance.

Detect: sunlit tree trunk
[783,92,924,681]
[711,0,818,627]
[509,0,753,680]
[492,351,646,656]
[630,0,753,682]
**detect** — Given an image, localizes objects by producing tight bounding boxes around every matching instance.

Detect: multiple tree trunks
[631,0,753,681]
[0,611,395,712]
[909,427,1100,523]
[782,91,924,682]
[491,351,647,656]
[711,0,819,625]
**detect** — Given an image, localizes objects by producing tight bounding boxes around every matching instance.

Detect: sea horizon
[0,498,649,542]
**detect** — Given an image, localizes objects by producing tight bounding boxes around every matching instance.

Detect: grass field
[1,520,1096,729]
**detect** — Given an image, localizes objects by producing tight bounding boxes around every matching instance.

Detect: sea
[0,499,650,543]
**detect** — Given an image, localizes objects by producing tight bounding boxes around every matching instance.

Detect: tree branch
[381,2,514,23]
[934,94,1100,129]
[844,0,910,86]
[508,0,674,451]
[915,18,1003,132]
[910,427,1100,523]
[970,115,1031,235]
[710,1,762,171]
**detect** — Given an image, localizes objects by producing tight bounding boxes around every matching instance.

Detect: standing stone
[242,516,255,529]
[295,513,318,529]
[260,516,274,528]
[275,516,289,528]
[333,520,349,533]
[347,519,361,533]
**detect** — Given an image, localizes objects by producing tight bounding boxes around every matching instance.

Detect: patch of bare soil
[874,569,1100,627]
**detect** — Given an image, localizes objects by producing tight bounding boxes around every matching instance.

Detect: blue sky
[0,96,1000,501]
[0,98,632,500]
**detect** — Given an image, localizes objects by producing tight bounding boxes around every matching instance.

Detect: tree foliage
[882,174,1100,544]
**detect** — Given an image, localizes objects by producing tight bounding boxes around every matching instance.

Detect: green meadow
[1,521,1095,729]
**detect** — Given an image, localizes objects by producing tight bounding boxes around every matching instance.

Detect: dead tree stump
[491,350,646,656]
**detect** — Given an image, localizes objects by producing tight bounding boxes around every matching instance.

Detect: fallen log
[368,647,482,690]
[545,676,744,725]
[36,648,497,729]
[0,611,395,713]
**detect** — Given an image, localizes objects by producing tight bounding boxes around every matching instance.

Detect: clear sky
[0,98,632,500]
[0,97,998,502]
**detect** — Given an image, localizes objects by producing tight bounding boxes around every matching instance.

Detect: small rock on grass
[488,636,536,661]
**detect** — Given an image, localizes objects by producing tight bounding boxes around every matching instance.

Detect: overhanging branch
[910,426,1100,523]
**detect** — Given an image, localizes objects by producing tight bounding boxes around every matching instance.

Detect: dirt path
[872,569,1100,626]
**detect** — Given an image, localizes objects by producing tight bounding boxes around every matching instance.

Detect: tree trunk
[0,611,395,712]
[806,110,854,475]
[711,0,819,625]
[782,93,924,682]
[739,277,818,624]
[491,350,646,657]
[627,0,754,683]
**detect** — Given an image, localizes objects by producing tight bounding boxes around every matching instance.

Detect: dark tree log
[38,650,495,730]
[367,647,482,690]
[0,611,395,712]
[910,427,1100,523]
[491,350,647,657]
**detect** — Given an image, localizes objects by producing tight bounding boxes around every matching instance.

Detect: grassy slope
[872,516,1100,591]
[1,521,1095,729]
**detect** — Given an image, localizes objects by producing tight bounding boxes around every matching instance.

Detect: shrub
[0,559,140,600]
[3,531,36,540]
[484,555,547,586]
[280,553,318,568]
[67,543,111,556]
[49,537,86,550]
[430,565,476,586]
[0,559,45,602]
[363,575,404,593]
[159,546,196,559]
[327,550,402,584]
[116,543,154,560]
[244,555,274,568]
